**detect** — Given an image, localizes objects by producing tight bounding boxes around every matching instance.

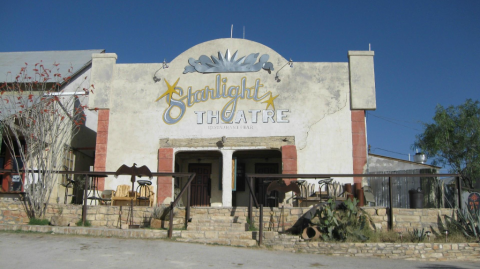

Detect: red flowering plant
[0,62,93,218]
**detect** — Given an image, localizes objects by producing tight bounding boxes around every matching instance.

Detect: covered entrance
[175,151,221,207]
[188,163,211,206]
[232,150,282,207]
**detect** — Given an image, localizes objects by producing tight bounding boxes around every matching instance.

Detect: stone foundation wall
[363,207,455,233]
[273,240,480,261]
[0,197,186,229]
[0,197,456,233]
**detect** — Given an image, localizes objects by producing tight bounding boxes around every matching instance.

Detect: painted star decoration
[261,93,279,110]
[155,78,180,104]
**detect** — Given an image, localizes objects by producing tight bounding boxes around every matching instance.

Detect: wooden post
[168,202,174,239]
[388,177,393,230]
[82,174,89,226]
[247,177,253,222]
[259,204,263,246]
[186,184,191,228]
[457,176,462,210]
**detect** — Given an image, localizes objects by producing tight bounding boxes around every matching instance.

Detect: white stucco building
[89,38,376,207]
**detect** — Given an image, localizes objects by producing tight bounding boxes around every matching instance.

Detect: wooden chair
[111,184,136,206]
[137,185,155,207]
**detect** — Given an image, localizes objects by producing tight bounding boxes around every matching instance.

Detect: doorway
[188,163,211,206]
[255,163,280,207]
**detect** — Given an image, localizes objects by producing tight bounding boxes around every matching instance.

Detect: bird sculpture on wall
[266,179,301,195]
[114,163,153,193]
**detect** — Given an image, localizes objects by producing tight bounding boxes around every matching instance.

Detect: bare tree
[0,62,92,218]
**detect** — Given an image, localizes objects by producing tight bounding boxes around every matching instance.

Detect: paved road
[0,232,478,269]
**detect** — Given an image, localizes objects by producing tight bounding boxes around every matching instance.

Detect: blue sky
[1,0,479,171]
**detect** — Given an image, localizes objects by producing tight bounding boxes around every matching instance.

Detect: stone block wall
[0,197,457,233]
[0,197,186,228]
[363,207,455,233]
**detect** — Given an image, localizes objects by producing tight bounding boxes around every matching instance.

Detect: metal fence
[367,169,457,208]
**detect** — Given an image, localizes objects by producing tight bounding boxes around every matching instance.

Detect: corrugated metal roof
[369,153,441,169]
[0,49,105,83]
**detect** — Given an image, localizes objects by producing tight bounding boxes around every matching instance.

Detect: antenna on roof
[231,25,233,38]
[369,43,371,51]
[243,26,245,39]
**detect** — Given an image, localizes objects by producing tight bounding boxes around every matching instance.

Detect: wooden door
[255,163,279,207]
[189,164,211,206]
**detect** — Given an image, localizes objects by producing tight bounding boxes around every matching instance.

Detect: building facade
[89,38,376,207]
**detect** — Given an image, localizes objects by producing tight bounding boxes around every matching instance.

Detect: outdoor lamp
[153,59,169,83]
[274,58,293,82]
[444,230,449,242]
[425,231,431,242]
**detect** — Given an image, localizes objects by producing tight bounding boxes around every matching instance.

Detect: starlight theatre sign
[155,50,289,125]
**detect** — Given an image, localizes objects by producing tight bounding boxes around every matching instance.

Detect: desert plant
[445,204,480,241]
[152,204,168,220]
[409,228,426,242]
[315,199,338,240]
[313,198,372,241]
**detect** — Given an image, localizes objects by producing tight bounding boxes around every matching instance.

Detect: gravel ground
[0,232,479,269]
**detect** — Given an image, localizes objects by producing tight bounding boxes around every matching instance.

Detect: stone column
[221,149,234,207]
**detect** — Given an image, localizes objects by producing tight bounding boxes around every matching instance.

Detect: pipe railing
[0,169,195,237]
[246,173,461,245]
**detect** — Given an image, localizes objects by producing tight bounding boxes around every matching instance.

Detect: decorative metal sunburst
[183,49,274,74]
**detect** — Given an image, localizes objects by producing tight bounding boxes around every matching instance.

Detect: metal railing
[0,169,195,236]
[245,173,461,245]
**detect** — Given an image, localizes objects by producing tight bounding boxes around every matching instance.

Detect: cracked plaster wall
[88,38,370,191]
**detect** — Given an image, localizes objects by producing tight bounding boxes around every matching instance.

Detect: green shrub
[28,218,50,225]
[75,219,92,227]
[247,218,257,231]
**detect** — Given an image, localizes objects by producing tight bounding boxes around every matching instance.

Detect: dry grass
[339,229,476,244]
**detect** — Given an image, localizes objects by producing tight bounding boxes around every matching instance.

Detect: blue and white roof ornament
[183,49,274,74]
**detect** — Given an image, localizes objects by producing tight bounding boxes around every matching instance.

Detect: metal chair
[363,186,376,206]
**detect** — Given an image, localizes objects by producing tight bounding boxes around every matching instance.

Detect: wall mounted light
[153,59,169,83]
[275,58,293,82]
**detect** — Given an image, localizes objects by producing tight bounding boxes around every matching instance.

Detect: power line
[367,112,420,131]
[371,147,410,157]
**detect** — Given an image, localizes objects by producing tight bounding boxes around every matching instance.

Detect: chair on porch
[111,184,136,206]
[137,184,155,207]
[363,186,376,206]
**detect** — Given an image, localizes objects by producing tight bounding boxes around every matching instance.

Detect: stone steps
[187,214,247,232]
[187,223,246,231]
[178,230,257,247]
[176,237,257,247]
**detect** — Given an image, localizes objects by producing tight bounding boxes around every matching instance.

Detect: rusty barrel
[354,183,364,206]
[344,183,354,201]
